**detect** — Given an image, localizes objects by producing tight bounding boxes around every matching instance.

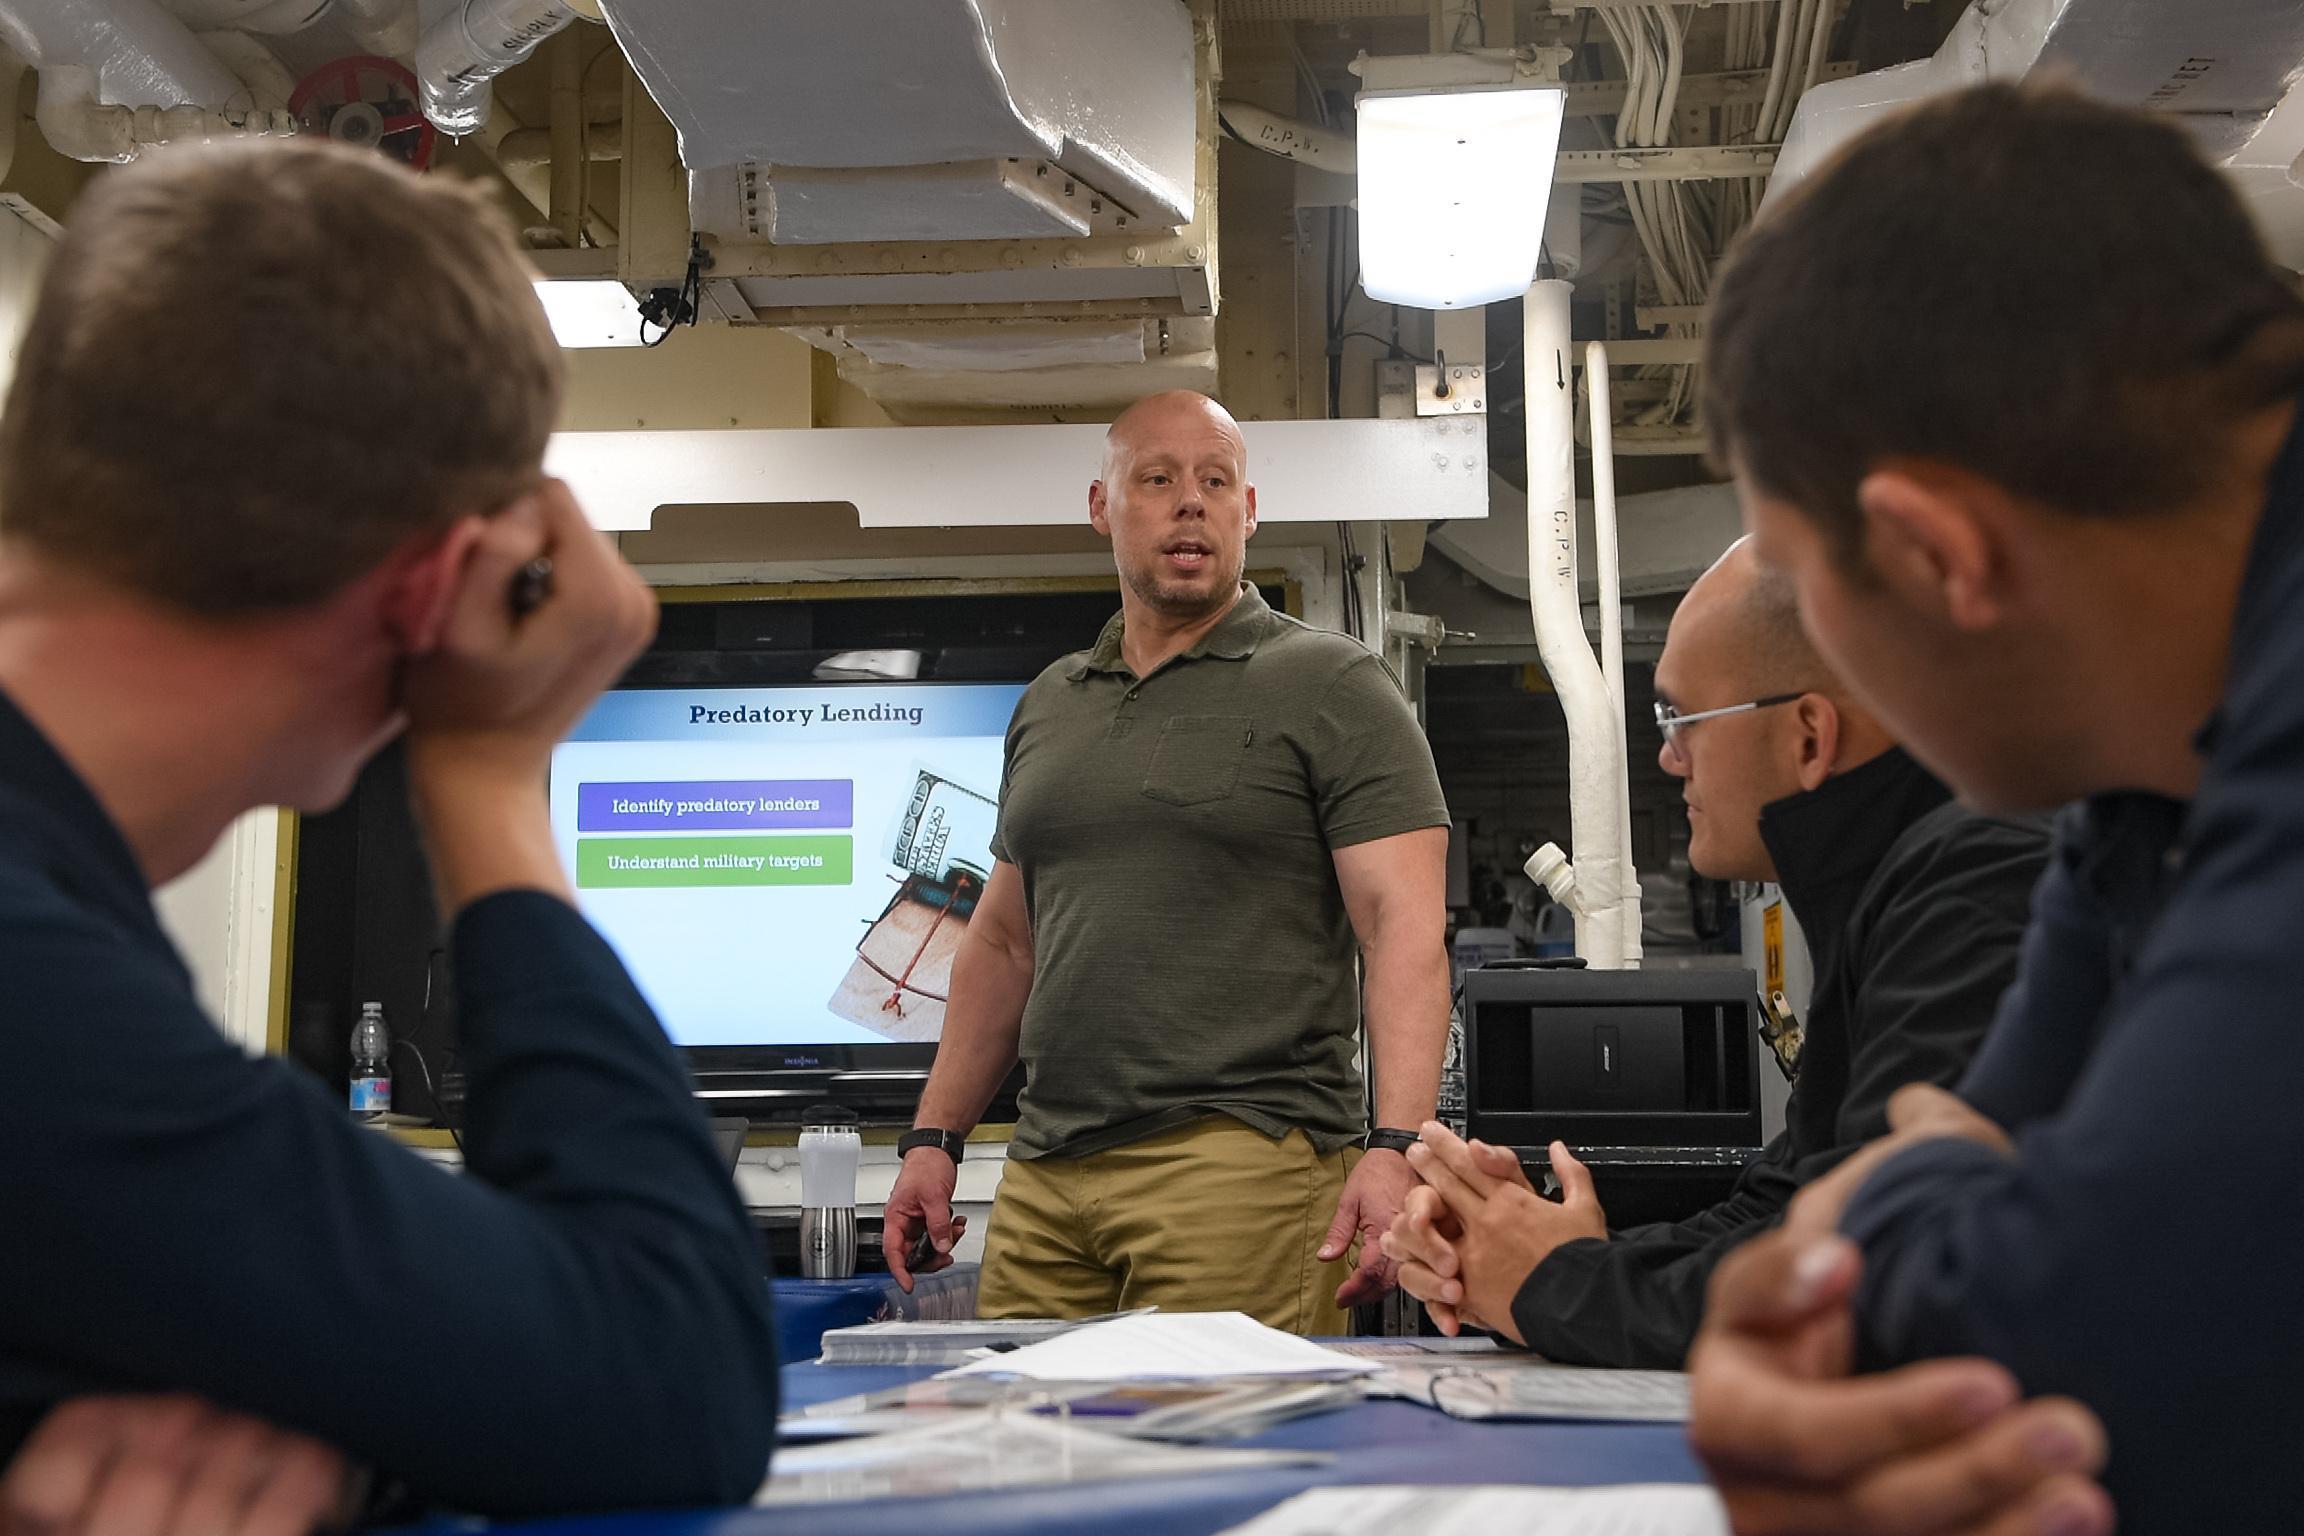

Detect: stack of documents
[937,1310,1384,1383]
[788,1376,1361,1445]
[1368,1358,1692,1423]
[818,1315,1121,1367]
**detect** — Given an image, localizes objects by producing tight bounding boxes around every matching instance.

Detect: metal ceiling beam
[1555,145,1781,182]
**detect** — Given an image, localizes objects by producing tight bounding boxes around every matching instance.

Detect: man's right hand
[399,479,658,912]
[2,1396,353,1536]
[1688,1233,2114,1536]
[402,478,657,784]
[882,1148,966,1293]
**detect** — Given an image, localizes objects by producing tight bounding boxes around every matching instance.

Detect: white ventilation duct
[601,0,1195,245]
[415,0,583,137]
[1768,0,2304,209]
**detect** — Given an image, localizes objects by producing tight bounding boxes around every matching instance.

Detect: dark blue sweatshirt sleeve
[1944,816,2117,1132]
[1842,657,2304,1527]
[0,887,778,1516]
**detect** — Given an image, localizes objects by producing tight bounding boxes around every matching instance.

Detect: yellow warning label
[1763,899,1785,999]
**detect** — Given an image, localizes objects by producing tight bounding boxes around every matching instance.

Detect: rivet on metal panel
[1001,248,1026,269]
[1185,245,1206,262]
[1471,368,1482,380]
[1125,245,1146,264]
[938,248,958,265]
[1062,248,1085,266]
[1433,455,1451,469]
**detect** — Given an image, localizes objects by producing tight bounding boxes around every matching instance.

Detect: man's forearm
[1365,940,1451,1128]
[913,928,1030,1133]
[406,754,571,914]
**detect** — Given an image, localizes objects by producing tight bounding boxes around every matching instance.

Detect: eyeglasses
[1653,692,1803,743]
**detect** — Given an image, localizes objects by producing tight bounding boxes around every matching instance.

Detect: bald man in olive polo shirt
[882,391,1452,1333]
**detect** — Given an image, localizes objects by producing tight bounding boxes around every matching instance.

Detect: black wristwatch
[1362,1127,1421,1155]
[898,1127,967,1164]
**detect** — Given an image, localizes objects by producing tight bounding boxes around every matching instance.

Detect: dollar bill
[890,768,999,882]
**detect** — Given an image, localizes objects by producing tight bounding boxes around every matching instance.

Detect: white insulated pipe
[32,61,295,161]
[0,0,295,163]
[197,30,297,112]
[1586,341,1641,963]
[1522,279,1630,969]
[333,0,421,58]
[416,0,583,137]
[0,0,241,113]
[1215,100,1358,175]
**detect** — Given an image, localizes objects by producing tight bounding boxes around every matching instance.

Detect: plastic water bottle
[349,1002,391,1120]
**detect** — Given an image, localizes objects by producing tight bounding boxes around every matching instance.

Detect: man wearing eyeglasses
[1385,538,2048,1367]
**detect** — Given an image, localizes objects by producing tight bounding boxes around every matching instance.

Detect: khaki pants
[978,1116,1358,1335]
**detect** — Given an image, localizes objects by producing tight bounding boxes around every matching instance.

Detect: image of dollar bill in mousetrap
[827,767,999,1042]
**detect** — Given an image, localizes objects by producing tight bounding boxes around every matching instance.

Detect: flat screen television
[547,680,1025,1114]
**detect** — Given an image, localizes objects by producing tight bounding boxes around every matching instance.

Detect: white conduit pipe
[1522,279,1629,968]
[416,0,583,137]
[1586,341,1642,964]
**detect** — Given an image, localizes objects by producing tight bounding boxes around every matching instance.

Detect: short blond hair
[0,138,563,614]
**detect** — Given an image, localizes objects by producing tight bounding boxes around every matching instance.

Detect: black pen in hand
[508,555,554,619]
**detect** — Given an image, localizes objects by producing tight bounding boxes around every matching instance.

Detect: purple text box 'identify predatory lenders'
[579,780,853,832]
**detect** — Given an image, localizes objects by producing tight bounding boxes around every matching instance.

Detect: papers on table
[816,1307,1155,1366]
[1221,1484,1729,1535]
[1370,1359,1692,1423]
[756,1410,1326,1505]
[785,1376,1362,1445]
[1321,1336,1506,1360]
[937,1311,1384,1383]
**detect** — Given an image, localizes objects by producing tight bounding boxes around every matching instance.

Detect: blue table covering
[766,1277,894,1366]
[440,1355,1705,1536]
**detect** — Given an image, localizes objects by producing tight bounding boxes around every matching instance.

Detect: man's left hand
[1321,1147,1418,1308]
[1383,1124,1607,1344]
[2,1397,355,1536]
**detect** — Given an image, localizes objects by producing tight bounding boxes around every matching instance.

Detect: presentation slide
[549,682,1024,1049]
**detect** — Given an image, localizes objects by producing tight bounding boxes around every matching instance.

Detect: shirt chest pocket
[1142,715,1255,807]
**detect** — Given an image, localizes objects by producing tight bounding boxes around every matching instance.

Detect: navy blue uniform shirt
[1844,406,2304,1532]
[0,692,778,1516]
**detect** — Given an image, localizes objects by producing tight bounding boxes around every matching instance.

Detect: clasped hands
[1380,1120,1607,1343]
[1388,1088,2115,1536]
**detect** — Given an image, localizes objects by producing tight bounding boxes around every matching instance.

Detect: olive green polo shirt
[989,585,1450,1160]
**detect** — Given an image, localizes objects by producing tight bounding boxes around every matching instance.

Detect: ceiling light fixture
[1352,52,1566,311]
[531,279,649,349]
